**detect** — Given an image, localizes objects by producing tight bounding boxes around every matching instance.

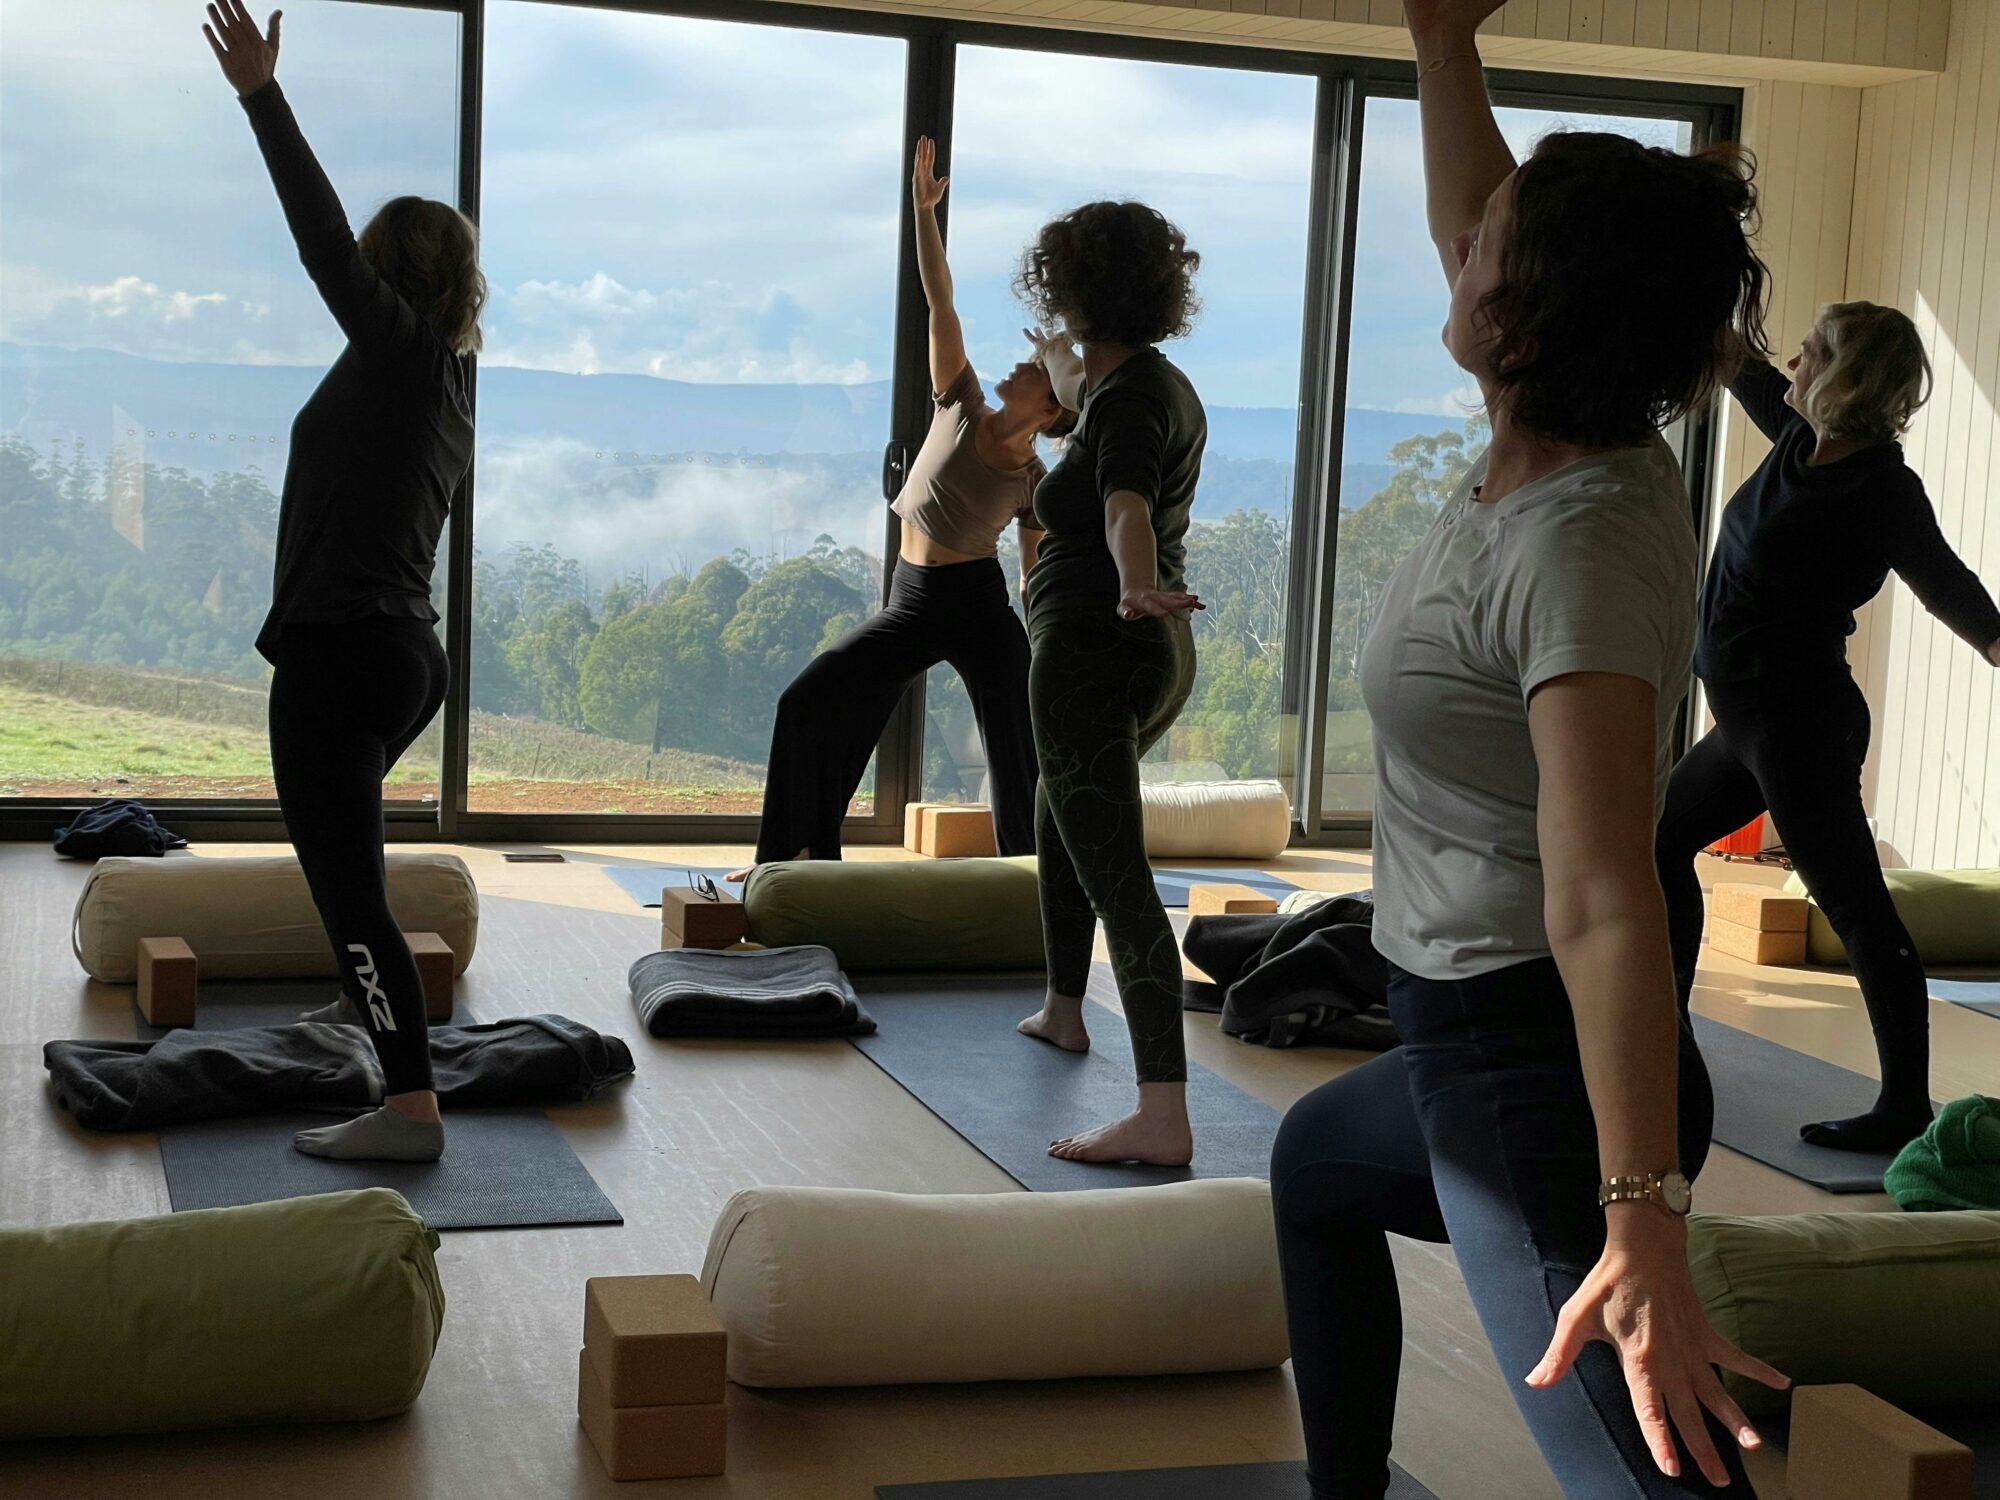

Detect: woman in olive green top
[1013,200,1209,1167]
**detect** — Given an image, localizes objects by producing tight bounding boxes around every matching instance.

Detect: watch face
[1662,1173,1693,1214]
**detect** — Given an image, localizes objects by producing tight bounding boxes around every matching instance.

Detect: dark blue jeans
[1271,957,1744,1499]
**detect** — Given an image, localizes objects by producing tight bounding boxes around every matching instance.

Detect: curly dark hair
[1480,134,1770,448]
[1014,201,1201,347]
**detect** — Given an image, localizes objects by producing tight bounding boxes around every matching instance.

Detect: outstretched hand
[1401,0,1506,35]
[1528,1214,1788,1487]
[913,136,949,211]
[203,0,281,97]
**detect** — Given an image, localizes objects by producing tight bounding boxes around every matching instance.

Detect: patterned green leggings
[1028,602,1197,1084]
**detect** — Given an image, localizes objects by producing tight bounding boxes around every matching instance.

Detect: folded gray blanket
[629,945,876,1038]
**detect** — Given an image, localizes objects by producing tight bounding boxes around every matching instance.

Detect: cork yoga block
[921,805,997,859]
[1711,883,1810,933]
[1708,916,1807,967]
[903,801,952,853]
[405,932,455,1023]
[659,887,746,951]
[582,1275,726,1408]
[1188,883,1280,916]
[576,1349,725,1481]
[1787,1385,1972,1500]
[136,936,198,1027]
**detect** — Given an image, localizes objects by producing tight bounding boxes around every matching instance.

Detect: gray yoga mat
[599,864,740,908]
[1930,976,2000,1020]
[133,977,476,1037]
[879,1460,1437,1499]
[847,971,1282,1191]
[1692,1014,1929,1193]
[157,1105,621,1230]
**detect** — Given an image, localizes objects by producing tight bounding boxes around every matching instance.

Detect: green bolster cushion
[0,1188,446,1438]
[1688,1209,2000,1419]
[1783,867,2000,965]
[744,856,1043,971]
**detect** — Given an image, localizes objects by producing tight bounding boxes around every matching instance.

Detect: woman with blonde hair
[1657,300,2000,1154]
[204,0,485,1161]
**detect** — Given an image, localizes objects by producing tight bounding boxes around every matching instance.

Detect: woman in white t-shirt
[1270,3,1791,1496]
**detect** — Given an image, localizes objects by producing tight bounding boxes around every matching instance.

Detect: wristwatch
[1598,1170,1692,1216]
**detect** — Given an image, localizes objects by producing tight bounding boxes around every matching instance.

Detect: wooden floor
[3,841,1992,1500]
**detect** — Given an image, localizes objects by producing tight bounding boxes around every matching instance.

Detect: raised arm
[1726,354,1798,443]
[912,136,969,396]
[1882,478,2000,664]
[1405,0,1518,287]
[203,0,430,361]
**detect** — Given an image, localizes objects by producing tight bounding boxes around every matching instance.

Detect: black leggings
[754,557,1036,865]
[1654,670,1929,1115]
[1273,959,1738,1500]
[268,615,447,1096]
[1029,602,1196,1084]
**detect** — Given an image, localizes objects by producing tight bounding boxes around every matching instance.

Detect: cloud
[1388,383,1484,418]
[2,268,227,328]
[483,273,875,385]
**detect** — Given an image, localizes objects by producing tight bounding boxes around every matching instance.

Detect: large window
[0,0,459,803]
[924,46,1317,805]
[1319,95,1694,818]
[466,2,905,815]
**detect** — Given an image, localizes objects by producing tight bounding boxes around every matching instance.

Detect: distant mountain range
[0,341,1452,509]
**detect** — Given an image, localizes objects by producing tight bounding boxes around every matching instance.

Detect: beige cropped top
[891,363,1045,558]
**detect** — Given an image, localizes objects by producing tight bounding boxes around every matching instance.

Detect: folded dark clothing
[1182,892,1395,1050]
[44,1013,635,1131]
[628,945,876,1038]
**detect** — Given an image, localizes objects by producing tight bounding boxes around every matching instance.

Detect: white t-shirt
[1359,437,1698,981]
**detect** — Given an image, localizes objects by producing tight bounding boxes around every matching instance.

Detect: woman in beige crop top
[730,136,1075,879]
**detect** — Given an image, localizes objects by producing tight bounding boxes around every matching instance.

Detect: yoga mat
[1693,1015,1927,1193]
[599,864,741,909]
[848,970,1281,1191]
[157,1106,621,1231]
[1929,976,2000,1020]
[1153,867,1299,909]
[879,1460,1437,1499]
[133,977,476,1037]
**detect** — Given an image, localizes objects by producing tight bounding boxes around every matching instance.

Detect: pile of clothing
[1181,890,1396,1051]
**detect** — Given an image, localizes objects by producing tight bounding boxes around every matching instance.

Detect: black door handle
[882,439,913,502]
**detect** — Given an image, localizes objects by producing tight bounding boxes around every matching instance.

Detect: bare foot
[1018,991,1091,1053]
[1048,1108,1193,1166]
[725,867,754,884]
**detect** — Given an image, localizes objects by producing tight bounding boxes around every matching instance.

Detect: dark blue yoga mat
[1692,1014,1934,1193]
[847,970,1281,1191]
[1152,867,1299,908]
[1929,976,2000,1020]
[879,1460,1437,1499]
[599,864,742,908]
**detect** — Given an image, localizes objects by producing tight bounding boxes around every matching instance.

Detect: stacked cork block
[1707,882,1810,966]
[902,801,997,858]
[578,1274,727,1481]
[1787,1385,1972,1500]
[1188,883,1280,916]
[659,886,746,952]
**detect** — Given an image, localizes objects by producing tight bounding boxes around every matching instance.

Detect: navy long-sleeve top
[1697,358,2000,682]
[240,81,473,662]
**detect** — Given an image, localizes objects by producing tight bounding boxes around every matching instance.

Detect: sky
[0,0,1687,574]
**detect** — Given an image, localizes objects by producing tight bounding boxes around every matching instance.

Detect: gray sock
[294,1107,444,1162]
[299,994,365,1027]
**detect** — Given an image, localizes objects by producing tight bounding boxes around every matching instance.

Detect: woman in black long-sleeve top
[205,1,484,1161]
[1657,300,2000,1154]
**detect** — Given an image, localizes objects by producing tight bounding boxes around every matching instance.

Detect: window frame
[0,0,1739,844]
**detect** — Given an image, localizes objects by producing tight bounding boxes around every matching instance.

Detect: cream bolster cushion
[1783,867,2000,965]
[744,855,1043,971]
[1688,1209,2000,1420]
[1142,780,1292,860]
[0,1188,446,1438]
[73,852,479,983]
[700,1179,1288,1388]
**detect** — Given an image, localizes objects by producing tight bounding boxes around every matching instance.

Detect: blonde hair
[357,196,487,355]
[1800,301,1931,443]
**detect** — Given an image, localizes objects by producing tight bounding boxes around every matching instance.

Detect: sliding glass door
[467,2,906,817]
